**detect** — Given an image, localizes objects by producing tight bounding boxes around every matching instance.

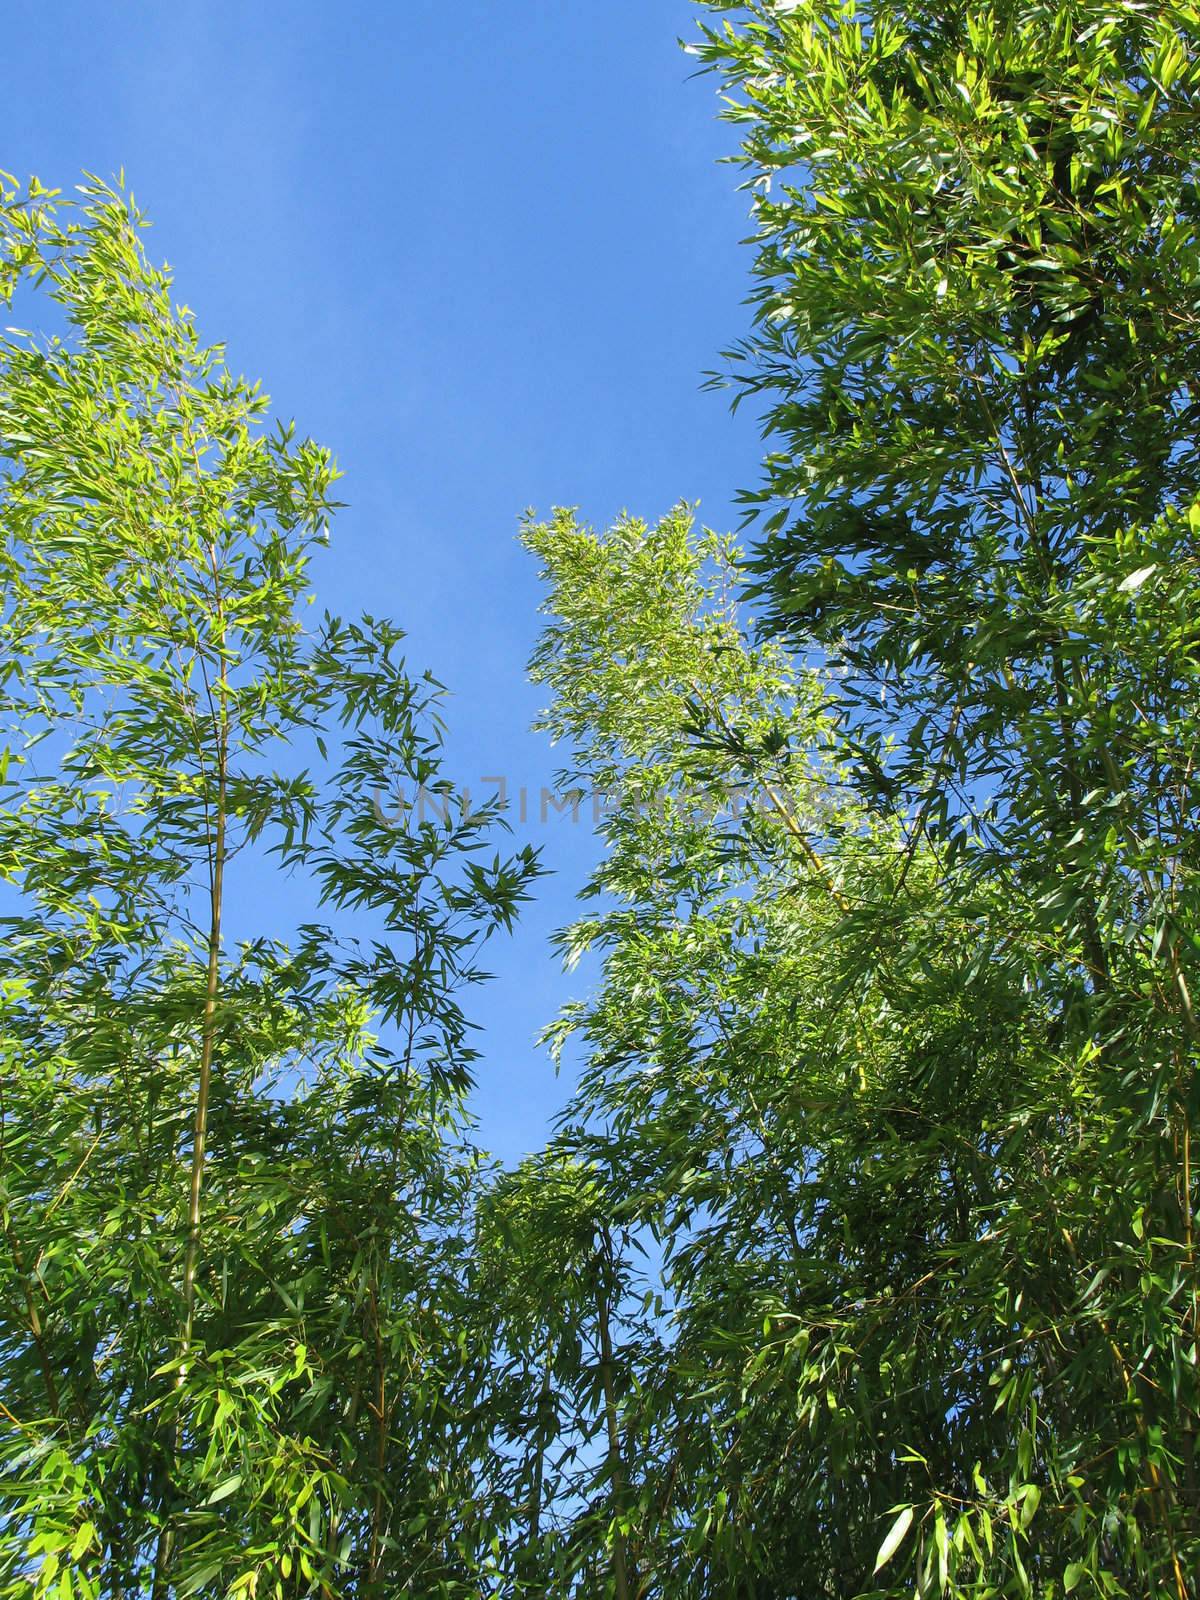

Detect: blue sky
[4,0,762,1161]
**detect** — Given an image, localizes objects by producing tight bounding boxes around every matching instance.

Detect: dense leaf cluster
[3,1,1200,1593]
[0,179,539,1597]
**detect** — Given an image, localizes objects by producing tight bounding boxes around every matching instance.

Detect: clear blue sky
[4,0,762,1161]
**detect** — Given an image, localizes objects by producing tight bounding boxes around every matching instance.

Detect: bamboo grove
[2,1,1200,1595]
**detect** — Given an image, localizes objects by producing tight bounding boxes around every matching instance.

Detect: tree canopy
[3,2,1200,1594]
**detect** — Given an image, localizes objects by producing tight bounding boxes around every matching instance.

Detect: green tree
[680,1,1200,1593]
[0,175,539,1598]
[522,485,1200,1595]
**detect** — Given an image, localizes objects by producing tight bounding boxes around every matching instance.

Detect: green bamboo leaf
[202,1474,243,1506]
[874,1505,914,1574]
[1117,564,1156,593]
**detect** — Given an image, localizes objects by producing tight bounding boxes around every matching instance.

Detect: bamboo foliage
[4,0,1200,1589]
[0,176,539,1599]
